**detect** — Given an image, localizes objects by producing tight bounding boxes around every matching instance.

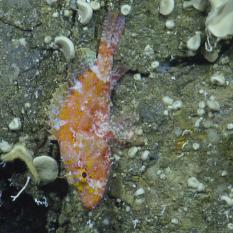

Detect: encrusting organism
[49,12,126,209]
[54,36,75,61]
[77,0,93,25]
[0,144,58,200]
[1,144,40,183]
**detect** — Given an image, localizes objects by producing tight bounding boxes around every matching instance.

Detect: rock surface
[1,0,233,233]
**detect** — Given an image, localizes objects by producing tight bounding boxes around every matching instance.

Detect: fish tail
[94,12,125,82]
[98,12,125,56]
[111,15,125,53]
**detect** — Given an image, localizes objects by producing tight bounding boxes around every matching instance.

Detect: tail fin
[94,12,125,81]
[99,12,125,55]
[111,15,125,53]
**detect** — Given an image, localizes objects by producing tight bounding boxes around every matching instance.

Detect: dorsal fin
[47,83,69,135]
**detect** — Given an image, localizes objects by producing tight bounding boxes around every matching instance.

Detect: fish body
[50,13,125,209]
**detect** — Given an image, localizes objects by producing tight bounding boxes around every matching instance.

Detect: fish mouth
[80,186,106,209]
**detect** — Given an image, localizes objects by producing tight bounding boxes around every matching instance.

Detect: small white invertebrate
[151,60,160,69]
[227,123,233,130]
[11,176,31,201]
[162,96,174,105]
[183,0,208,12]
[128,147,139,158]
[197,108,205,116]
[18,38,27,47]
[143,44,154,57]
[171,100,183,110]
[64,9,72,17]
[192,142,200,150]
[0,140,12,153]
[206,98,220,111]
[90,1,101,11]
[54,36,75,61]
[159,0,175,16]
[171,218,179,225]
[46,0,57,5]
[133,73,142,81]
[187,177,205,191]
[206,1,233,38]
[228,223,233,230]
[8,117,22,131]
[126,206,131,212]
[33,155,58,185]
[210,73,225,86]
[44,36,52,44]
[209,0,228,9]
[187,31,201,51]
[194,117,203,128]
[220,195,233,206]
[165,19,175,29]
[141,150,149,161]
[221,170,228,176]
[34,196,48,207]
[52,12,59,18]
[198,101,205,109]
[121,4,132,16]
[77,0,93,25]
[132,219,140,229]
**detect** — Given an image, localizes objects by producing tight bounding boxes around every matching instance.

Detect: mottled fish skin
[50,13,125,209]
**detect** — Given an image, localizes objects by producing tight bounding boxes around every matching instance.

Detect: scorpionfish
[49,13,125,209]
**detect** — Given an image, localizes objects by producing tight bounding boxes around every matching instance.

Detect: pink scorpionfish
[49,12,126,209]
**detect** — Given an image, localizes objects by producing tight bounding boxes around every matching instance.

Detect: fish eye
[82,171,87,178]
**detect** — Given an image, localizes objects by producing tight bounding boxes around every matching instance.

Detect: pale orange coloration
[50,13,125,209]
[56,72,111,209]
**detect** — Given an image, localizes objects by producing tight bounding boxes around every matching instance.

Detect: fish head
[60,135,111,209]
[72,163,109,209]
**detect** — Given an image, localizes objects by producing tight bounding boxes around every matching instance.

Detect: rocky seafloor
[1,0,233,233]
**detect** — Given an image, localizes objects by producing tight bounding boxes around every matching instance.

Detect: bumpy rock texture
[1,0,233,233]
